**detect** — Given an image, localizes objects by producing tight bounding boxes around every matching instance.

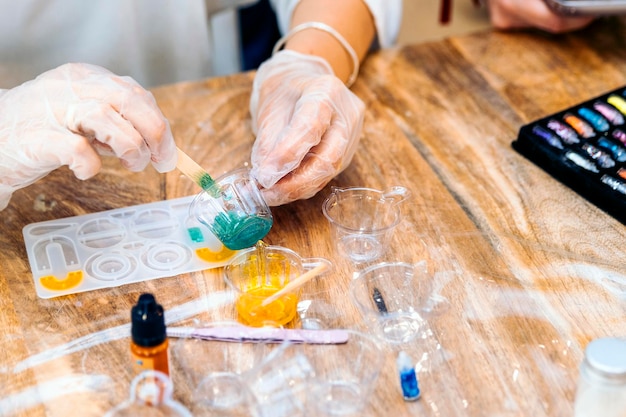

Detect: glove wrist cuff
[0,183,15,211]
[272,22,360,88]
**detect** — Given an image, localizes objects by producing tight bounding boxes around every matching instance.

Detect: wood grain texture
[1,19,626,417]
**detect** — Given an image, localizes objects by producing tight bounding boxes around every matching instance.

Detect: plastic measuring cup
[349,262,427,344]
[304,330,384,416]
[322,186,410,263]
[189,168,273,250]
[223,241,331,327]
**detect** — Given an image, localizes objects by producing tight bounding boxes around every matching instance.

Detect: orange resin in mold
[195,246,236,263]
[39,271,83,291]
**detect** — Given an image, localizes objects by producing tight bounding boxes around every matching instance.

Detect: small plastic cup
[223,241,331,327]
[304,330,384,416]
[349,262,427,344]
[189,168,273,251]
[245,342,315,417]
[322,186,410,264]
[193,372,258,417]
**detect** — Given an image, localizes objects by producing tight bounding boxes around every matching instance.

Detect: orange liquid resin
[130,339,170,377]
[235,286,298,327]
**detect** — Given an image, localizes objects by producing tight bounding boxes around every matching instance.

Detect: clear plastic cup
[322,186,410,264]
[349,262,427,344]
[193,372,257,417]
[245,342,315,417]
[189,168,273,251]
[304,330,384,416]
[223,241,331,327]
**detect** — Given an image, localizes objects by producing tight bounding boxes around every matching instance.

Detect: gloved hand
[486,0,594,33]
[0,63,177,210]
[250,50,365,206]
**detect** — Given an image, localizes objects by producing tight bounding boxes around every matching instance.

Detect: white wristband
[272,21,360,88]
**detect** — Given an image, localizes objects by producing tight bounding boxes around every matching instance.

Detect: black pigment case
[512,85,626,224]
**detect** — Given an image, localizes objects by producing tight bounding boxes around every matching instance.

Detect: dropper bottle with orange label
[130,293,170,377]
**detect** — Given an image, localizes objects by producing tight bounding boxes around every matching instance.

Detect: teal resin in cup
[190,168,273,250]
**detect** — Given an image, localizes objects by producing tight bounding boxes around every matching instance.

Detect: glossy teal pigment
[187,227,204,243]
[211,211,273,250]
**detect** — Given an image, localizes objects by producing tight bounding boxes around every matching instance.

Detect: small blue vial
[397,351,420,401]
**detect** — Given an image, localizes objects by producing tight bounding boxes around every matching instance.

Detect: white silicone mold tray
[22,195,238,299]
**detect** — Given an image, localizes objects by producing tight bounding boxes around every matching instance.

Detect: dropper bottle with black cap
[130,293,170,377]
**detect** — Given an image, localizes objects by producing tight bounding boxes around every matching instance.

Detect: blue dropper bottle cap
[397,351,420,401]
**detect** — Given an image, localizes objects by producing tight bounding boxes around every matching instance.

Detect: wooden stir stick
[261,263,329,307]
[176,147,220,197]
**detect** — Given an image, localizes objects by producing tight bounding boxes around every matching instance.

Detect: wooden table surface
[2,17,626,417]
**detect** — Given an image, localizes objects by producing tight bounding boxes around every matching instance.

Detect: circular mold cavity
[142,241,191,271]
[86,252,137,282]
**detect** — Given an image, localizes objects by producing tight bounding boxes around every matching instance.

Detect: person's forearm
[285,0,375,84]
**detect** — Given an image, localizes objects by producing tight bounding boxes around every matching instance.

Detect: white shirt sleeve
[268,0,402,49]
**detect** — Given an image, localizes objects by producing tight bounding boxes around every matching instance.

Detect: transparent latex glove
[250,50,365,206]
[0,63,177,210]
[486,0,595,33]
